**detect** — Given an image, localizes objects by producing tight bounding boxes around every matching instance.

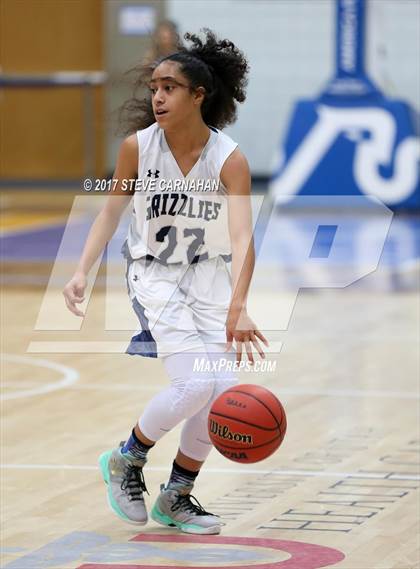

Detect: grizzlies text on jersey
[126,123,237,265]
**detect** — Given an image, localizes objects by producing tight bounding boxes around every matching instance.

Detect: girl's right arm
[63,134,138,316]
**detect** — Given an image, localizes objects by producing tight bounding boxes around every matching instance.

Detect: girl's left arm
[220,148,268,364]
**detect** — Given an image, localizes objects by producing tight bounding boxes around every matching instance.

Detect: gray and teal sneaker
[99,443,148,525]
[151,483,221,535]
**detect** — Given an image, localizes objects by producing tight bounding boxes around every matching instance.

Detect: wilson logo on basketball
[209,419,253,444]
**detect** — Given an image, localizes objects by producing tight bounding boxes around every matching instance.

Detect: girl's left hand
[226,305,269,364]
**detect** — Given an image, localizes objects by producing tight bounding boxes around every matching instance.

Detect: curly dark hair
[119,29,249,134]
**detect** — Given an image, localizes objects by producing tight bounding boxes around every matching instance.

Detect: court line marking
[64,383,420,400]
[1,464,419,480]
[27,341,284,353]
[278,387,420,400]
[1,354,79,401]
[2,359,416,400]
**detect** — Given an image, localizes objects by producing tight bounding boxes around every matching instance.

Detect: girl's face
[149,61,204,129]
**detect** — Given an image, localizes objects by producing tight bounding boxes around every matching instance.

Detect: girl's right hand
[63,272,87,316]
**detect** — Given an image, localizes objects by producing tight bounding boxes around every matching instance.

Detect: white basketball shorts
[126,255,232,358]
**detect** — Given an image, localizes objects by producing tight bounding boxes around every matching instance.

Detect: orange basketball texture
[208,384,287,463]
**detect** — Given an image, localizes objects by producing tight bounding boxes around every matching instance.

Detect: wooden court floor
[1,276,419,568]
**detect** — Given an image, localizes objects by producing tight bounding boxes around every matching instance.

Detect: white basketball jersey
[126,123,237,264]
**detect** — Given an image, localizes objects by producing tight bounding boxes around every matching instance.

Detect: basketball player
[63,29,267,535]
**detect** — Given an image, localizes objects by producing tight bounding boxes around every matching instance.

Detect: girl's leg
[99,345,215,527]
[120,346,215,467]
[178,343,238,464]
[136,347,216,442]
[151,344,238,535]
[100,344,229,531]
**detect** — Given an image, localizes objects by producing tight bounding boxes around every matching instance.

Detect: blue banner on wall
[269,0,420,209]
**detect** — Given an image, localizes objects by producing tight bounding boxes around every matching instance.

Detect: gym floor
[1,188,419,568]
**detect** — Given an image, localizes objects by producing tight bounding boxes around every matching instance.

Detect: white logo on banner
[270,105,420,205]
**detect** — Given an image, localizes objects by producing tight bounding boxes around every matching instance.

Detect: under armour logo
[147,169,160,179]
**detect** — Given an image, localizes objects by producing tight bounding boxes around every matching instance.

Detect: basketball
[208,384,287,464]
